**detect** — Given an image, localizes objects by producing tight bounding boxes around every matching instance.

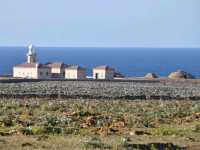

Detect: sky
[0,0,199,48]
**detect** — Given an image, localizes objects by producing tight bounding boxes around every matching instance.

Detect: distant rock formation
[114,71,125,78]
[168,70,195,79]
[145,73,158,79]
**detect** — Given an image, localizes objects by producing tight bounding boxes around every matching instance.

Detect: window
[40,72,43,76]
[46,72,49,76]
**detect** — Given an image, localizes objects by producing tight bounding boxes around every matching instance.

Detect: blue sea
[0,47,200,77]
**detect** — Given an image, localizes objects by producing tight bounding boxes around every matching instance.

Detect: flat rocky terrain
[0,79,200,100]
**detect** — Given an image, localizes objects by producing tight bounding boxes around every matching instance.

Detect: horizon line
[0,45,200,49]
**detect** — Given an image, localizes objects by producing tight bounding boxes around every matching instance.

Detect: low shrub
[2,117,14,127]
[0,127,10,136]
[31,126,45,135]
[194,124,200,133]
[20,126,33,135]
[81,137,112,149]
[151,128,190,137]
[42,125,66,135]
[64,127,79,135]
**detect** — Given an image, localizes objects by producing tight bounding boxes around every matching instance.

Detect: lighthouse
[27,44,37,64]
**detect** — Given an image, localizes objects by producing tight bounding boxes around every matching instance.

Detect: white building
[13,45,119,80]
[13,45,51,79]
[65,65,86,79]
[13,63,51,79]
[47,62,67,79]
[93,65,115,80]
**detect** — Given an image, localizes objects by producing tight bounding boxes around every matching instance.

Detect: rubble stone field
[0,80,200,100]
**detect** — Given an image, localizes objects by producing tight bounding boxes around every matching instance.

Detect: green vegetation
[0,98,199,149]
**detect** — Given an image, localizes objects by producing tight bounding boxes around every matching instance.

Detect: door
[95,73,99,79]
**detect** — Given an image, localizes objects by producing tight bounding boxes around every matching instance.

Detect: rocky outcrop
[168,70,195,79]
[145,73,158,79]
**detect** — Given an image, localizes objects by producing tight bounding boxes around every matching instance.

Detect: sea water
[0,47,200,77]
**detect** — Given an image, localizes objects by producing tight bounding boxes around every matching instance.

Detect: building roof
[14,63,49,69]
[93,65,114,71]
[38,64,50,69]
[46,62,68,68]
[65,65,86,70]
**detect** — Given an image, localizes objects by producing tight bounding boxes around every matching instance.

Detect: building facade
[65,65,86,79]
[93,65,114,80]
[47,62,67,78]
[13,64,51,79]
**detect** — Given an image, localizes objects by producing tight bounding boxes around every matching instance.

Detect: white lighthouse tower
[27,44,37,64]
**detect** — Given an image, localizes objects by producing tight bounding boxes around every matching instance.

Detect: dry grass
[0,99,199,150]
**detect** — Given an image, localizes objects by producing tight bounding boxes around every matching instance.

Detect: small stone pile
[168,70,194,79]
[144,73,158,79]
